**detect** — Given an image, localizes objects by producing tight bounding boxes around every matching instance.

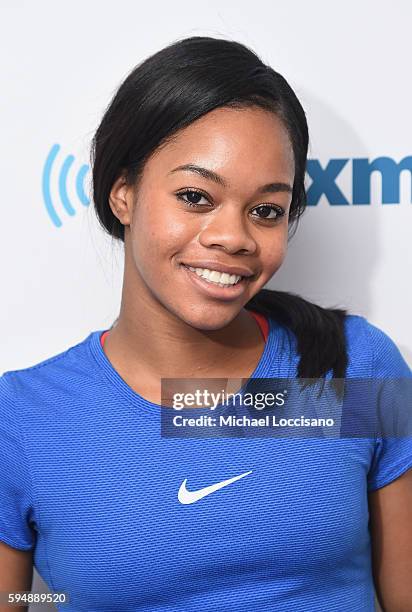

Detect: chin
[178,308,240,331]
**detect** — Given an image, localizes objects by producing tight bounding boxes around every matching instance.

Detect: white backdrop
[2,1,410,608]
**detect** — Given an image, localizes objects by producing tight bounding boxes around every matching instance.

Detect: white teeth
[186,266,242,286]
[220,273,231,283]
[209,270,221,282]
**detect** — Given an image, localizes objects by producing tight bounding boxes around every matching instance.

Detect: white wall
[3,1,409,609]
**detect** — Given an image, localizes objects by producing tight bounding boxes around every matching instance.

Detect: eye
[176,189,211,207]
[251,204,285,221]
[175,189,286,222]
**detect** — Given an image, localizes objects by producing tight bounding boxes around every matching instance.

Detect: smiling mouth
[181,264,245,288]
[180,264,252,301]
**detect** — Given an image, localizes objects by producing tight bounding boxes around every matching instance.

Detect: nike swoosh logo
[178,470,253,504]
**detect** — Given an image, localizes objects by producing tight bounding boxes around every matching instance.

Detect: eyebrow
[168,164,293,195]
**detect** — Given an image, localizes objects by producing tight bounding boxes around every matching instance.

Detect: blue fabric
[0,314,411,611]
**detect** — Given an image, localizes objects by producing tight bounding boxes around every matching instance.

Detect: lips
[181,264,251,301]
[180,260,255,278]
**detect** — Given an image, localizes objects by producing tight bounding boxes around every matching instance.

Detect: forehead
[145,106,295,184]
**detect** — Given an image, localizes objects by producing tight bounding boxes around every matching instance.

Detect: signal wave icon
[42,144,90,227]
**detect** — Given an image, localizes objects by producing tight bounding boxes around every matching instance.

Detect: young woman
[1,36,411,612]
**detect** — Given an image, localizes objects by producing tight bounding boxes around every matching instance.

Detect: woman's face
[111,106,295,330]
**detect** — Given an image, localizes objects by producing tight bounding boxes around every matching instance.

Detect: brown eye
[176,189,211,208]
[184,191,204,205]
[251,205,285,221]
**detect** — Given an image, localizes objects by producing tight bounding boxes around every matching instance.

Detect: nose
[198,203,257,255]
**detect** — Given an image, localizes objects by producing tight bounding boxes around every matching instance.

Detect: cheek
[254,233,288,288]
[262,230,288,268]
[130,202,193,272]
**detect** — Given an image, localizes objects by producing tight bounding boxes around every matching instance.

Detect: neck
[105,305,262,379]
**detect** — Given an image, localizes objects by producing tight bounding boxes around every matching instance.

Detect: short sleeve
[0,373,36,550]
[365,321,412,492]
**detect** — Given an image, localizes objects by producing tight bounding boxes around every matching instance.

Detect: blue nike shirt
[1,314,412,611]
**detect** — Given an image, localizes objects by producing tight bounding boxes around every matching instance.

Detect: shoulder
[268,310,410,378]
[343,314,411,377]
[0,331,98,410]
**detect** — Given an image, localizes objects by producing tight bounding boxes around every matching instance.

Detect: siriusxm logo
[42,144,90,227]
[42,148,411,227]
[307,156,412,206]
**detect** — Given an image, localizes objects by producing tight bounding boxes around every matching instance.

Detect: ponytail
[245,289,348,379]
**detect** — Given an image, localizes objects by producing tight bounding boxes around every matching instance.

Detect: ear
[109,172,134,226]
